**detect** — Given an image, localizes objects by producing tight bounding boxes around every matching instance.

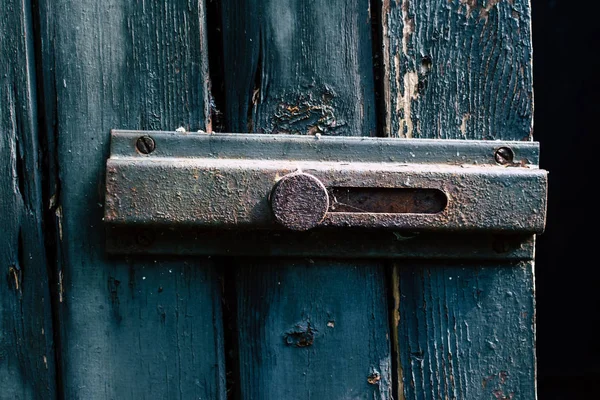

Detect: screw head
[495,147,514,165]
[136,135,156,154]
[271,172,329,231]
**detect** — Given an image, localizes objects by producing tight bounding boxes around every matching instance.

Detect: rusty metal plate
[104,130,547,258]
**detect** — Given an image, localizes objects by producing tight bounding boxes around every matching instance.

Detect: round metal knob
[271,172,329,231]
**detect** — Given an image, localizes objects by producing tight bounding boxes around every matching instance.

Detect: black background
[533,0,599,398]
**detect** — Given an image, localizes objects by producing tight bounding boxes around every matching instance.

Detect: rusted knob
[271,172,329,231]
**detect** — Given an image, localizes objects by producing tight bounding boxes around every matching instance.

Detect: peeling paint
[397,71,419,138]
[367,371,381,384]
[459,0,479,17]
[460,113,471,136]
[457,0,505,20]
[56,205,63,241]
[391,266,405,400]
[58,270,64,303]
[381,0,392,137]
[401,0,414,56]
[480,0,503,20]
[272,92,345,135]
[8,266,21,291]
[284,321,316,347]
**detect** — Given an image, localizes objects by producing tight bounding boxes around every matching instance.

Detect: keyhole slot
[328,187,447,214]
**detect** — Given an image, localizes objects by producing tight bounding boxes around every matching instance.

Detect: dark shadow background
[533,0,600,398]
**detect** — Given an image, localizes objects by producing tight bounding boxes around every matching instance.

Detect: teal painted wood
[394,263,535,399]
[0,0,57,397]
[235,263,392,399]
[35,1,226,398]
[221,0,393,398]
[221,0,378,136]
[381,0,533,140]
[381,1,536,398]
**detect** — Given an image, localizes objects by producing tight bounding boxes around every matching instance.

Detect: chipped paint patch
[480,0,503,20]
[401,0,414,56]
[457,0,505,20]
[8,266,21,291]
[56,205,63,241]
[460,113,471,137]
[284,321,316,347]
[381,0,392,137]
[391,266,405,400]
[271,90,345,135]
[58,270,64,303]
[459,0,479,17]
[397,71,419,138]
[367,371,381,385]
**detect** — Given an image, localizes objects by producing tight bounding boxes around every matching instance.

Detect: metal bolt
[136,135,156,154]
[494,147,514,165]
[271,172,329,231]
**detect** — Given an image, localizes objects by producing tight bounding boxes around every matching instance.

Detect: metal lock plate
[104,130,547,259]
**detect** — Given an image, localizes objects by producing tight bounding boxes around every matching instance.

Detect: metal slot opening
[328,187,447,214]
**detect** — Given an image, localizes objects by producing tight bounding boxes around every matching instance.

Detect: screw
[495,147,514,165]
[136,135,155,154]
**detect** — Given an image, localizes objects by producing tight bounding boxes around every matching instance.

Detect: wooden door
[1,0,536,398]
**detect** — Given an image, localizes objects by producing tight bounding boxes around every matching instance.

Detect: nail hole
[420,56,433,74]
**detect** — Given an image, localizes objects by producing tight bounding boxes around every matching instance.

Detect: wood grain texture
[394,263,535,399]
[221,0,393,398]
[235,262,392,399]
[381,0,533,139]
[382,1,537,398]
[222,0,377,136]
[0,0,56,397]
[36,1,225,398]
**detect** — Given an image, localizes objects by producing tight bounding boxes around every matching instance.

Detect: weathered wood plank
[36,1,225,398]
[221,0,393,398]
[235,263,392,399]
[382,0,533,140]
[382,1,536,398]
[393,263,535,399]
[0,0,57,397]
[222,0,378,136]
